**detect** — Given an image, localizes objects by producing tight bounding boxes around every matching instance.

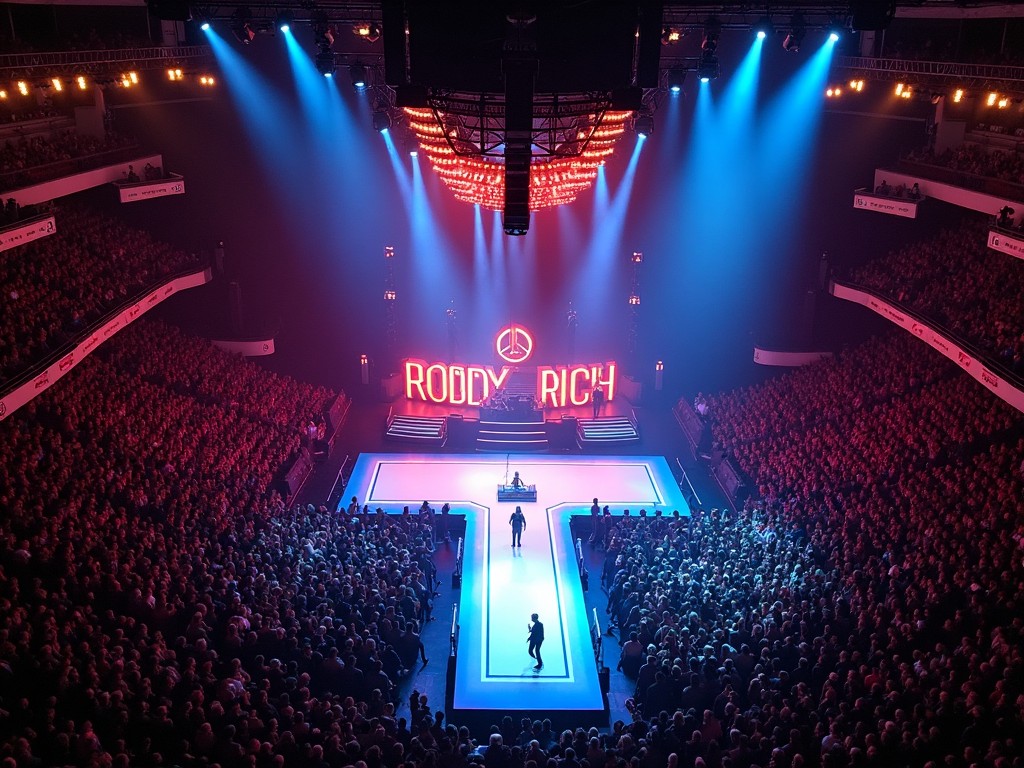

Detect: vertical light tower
[627,251,642,373]
[383,246,397,367]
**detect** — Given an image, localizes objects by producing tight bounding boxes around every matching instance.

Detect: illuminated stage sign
[495,323,534,364]
[404,360,617,409]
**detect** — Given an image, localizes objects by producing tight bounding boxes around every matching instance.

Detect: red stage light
[404,107,632,212]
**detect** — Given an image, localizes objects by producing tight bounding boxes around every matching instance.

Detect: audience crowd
[847,220,1024,373]
[605,333,1023,768]
[0,206,202,382]
[905,144,1024,189]
[2,195,1023,768]
[0,130,138,187]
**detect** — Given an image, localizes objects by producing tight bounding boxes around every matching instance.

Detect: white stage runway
[341,454,689,720]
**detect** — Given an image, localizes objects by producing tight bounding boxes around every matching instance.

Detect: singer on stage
[511,471,525,489]
[527,613,544,669]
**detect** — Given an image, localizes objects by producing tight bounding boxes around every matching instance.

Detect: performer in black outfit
[509,506,526,547]
[511,471,525,489]
[528,613,544,669]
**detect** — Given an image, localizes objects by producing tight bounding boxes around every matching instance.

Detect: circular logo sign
[495,323,534,364]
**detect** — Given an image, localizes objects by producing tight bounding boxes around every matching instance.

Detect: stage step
[501,368,536,398]
[386,414,447,445]
[576,416,640,444]
[476,419,549,452]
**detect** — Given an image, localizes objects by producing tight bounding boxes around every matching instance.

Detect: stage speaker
[452,571,462,589]
[599,666,611,694]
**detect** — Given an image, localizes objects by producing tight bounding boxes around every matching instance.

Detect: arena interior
[2,2,1024,768]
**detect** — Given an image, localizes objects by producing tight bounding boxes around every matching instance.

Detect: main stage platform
[340,454,689,729]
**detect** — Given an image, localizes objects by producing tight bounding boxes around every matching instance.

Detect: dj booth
[497,484,538,502]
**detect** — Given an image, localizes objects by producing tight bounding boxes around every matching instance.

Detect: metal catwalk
[341,454,689,725]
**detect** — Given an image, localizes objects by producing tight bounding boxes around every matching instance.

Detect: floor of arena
[341,453,689,724]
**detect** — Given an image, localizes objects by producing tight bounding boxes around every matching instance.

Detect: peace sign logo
[495,323,534,364]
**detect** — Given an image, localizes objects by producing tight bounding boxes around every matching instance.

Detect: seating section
[906,143,1024,187]
[637,335,1024,766]
[0,206,202,383]
[0,130,139,187]
[848,220,1024,374]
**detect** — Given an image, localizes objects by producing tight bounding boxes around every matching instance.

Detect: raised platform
[340,453,689,732]
[497,483,537,502]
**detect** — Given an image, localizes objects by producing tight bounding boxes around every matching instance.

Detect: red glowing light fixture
[404,107,633,212]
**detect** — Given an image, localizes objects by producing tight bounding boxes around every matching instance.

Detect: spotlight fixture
[76,75,88,90]
[0,89,6,99]
[316,48,336,77]
[195,12,211,32]
[825,19,844,42]
[350,63,368,89]
[372,109,392,133]
[276,11,293,34]
[953,88,964,103]
[666,68,686,94]
[697,17,721,82]
[848,79,864,92]
[753,16,773,41]
[634,113,653,138]
[231,8,255,44]
[696,51,720,83]
[661,26,682,45]
[353,22,382,42]
[51,77,63,92]
[782,14,805,52]
[16,80,28,96]
[168,68,184,81]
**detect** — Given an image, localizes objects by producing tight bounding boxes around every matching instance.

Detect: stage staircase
[385,414,447,445]
[476,420,549,452]
[576,416,640,445]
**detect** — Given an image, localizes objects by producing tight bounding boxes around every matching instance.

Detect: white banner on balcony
[753,347,833,366]
[118,174,186,202]
[831,281,1024,413]
[987,229,1024,260]
[211,338,276,356]
[0,215,56,252]
[118,174,186,203]
[853,190,918,218]
[0,268,212,423]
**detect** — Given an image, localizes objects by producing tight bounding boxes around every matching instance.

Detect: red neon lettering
[594,363,617,401]
[405,359,427,401]
[569,366,591,406]
[448,366,467,405]
[425,363,448,403]
[486,366,511,392]
[539,369,561,408]
[467,367,488,406]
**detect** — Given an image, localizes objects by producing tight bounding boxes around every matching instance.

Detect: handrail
[893,158,1024,202]
[0,144,146,193]
[449,603,459,656]
[590,608,603,668]
[675,457,703,508]
[0,260,208,400]
[453,536,464,587]
[385,405,394,429]
[834,277,1024,391]
[326,454,350,509]
[575,537,589,591]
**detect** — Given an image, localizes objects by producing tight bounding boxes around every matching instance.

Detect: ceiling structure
[11,0,1019,233]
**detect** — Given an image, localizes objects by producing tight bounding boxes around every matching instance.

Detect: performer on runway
[511,471,525,489]
[528,613,544,669]
[592,385,605,418]
[509,506,526,548]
